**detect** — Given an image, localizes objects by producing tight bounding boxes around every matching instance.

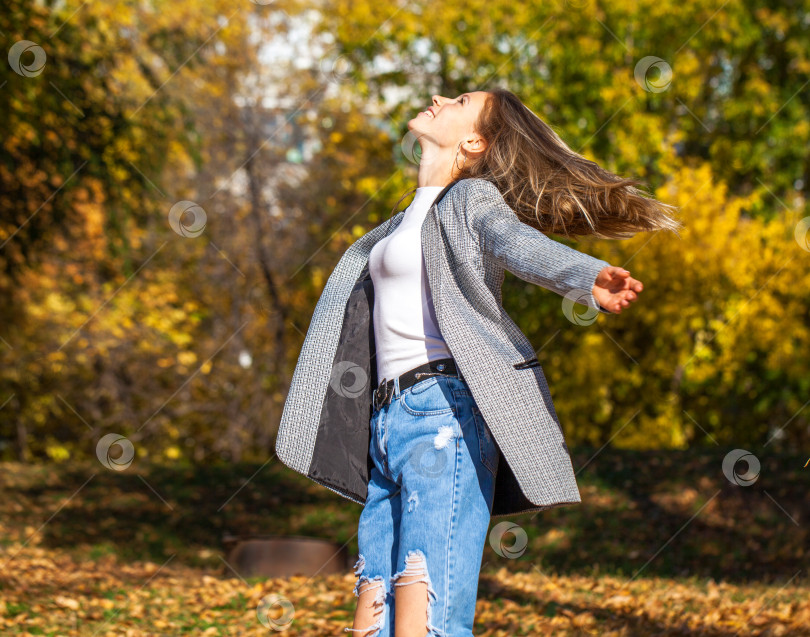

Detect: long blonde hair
[391,88,682,239]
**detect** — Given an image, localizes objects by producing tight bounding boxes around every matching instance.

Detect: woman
[275,89,681,637]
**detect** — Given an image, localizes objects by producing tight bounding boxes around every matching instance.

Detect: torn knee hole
[392,551,430,586]
[390,549,444,636]
[346,564,387,635]
[356,576,386,599]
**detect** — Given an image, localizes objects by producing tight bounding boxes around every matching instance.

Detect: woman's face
[407,91,489,149]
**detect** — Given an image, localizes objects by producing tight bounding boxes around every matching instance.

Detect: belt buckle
[374,378,389,410]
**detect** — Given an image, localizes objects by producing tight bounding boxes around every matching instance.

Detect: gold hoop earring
[454,141,467,174]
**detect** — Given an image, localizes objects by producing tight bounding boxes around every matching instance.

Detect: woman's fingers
[628,276,643,293]
[610,269,645,294]
[594,268,644,312]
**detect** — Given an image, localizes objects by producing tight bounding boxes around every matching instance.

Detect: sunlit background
[2,0,809,634]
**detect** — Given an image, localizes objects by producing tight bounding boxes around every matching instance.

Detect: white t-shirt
[369,186,453,382]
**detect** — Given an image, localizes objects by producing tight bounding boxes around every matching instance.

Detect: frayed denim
[346,374,498,636]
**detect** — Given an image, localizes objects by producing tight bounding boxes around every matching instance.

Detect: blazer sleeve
[462,179,612,314]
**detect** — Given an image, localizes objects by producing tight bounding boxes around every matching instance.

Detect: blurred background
[1,0,809,634]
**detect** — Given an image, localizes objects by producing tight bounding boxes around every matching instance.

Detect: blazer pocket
[513,356,541,370]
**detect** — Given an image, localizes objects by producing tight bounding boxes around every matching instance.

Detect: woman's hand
[592,266,642,314]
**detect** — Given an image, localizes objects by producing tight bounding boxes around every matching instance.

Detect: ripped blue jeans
[346,373,499,637]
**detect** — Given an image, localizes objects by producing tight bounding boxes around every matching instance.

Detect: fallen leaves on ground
[1,542,808,635]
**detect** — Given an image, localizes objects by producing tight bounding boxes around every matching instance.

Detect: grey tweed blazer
[275,177,612,517]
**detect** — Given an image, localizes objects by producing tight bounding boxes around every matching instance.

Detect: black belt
[373,357,462,411]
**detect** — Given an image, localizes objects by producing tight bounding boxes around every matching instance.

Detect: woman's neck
[416,144,456,189]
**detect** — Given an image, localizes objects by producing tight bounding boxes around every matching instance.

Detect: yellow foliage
[310,266,324,291]
[177,351,197,366]
[549,160,809,448]
[45,443,70,462]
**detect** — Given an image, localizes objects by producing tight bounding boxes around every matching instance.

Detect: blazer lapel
[276,181,463,503]
[275,209,405,502]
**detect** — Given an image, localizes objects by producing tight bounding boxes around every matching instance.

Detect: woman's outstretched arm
[461,179,642,314]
